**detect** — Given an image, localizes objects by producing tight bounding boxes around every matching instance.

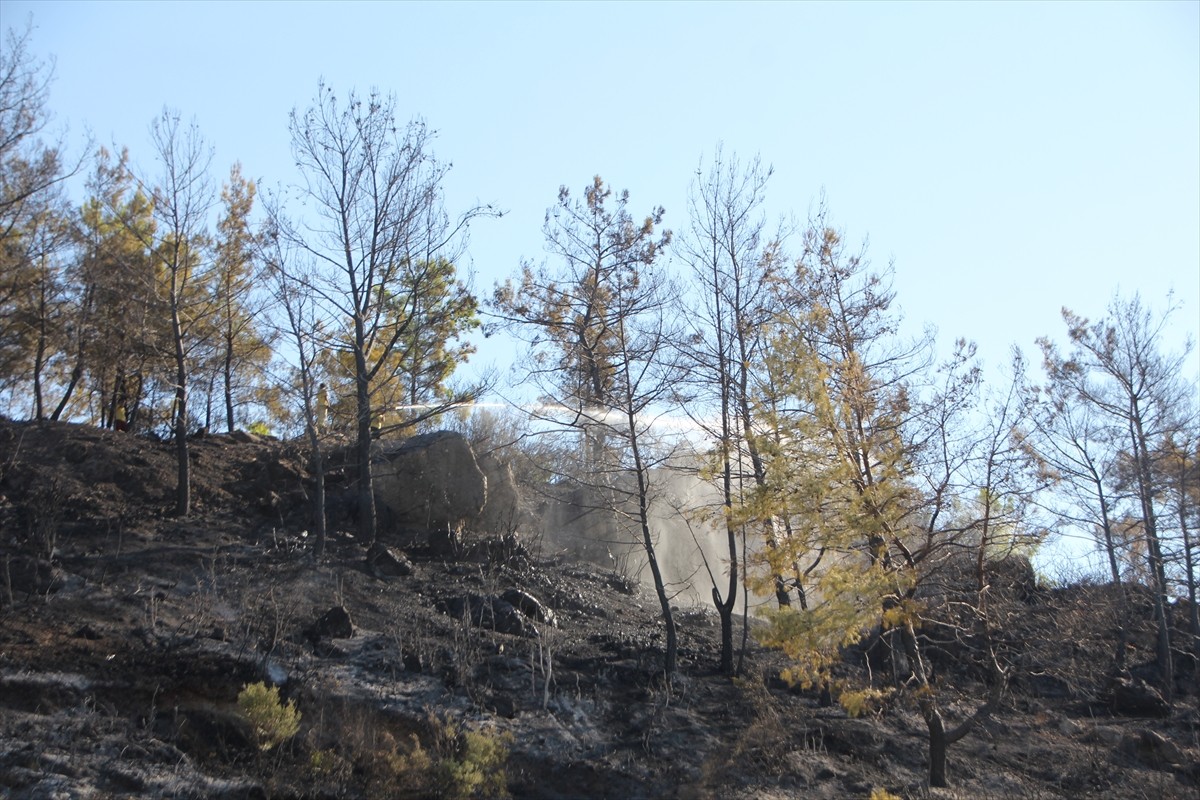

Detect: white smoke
[417,399,763,612]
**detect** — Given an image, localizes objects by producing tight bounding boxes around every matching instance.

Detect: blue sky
[3,0,1198,392]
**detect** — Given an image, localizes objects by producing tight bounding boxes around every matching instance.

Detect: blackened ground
[0,417,1197,799]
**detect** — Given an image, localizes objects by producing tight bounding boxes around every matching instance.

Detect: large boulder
[305,605,355,641]
[442,592,536,637]
[1110,676,1170,718]
[372,430,487,540]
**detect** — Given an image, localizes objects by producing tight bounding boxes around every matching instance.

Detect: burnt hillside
[0,418,1196,800]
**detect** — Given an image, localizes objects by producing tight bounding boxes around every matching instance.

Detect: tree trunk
[309,430,327,561]
[898,623,950,786]
[52,284,92,422]
[1165,450,1199,660]
[224,330,236,433]
[1131,413,1173,697]
[926,705,949,788]
[899,617,1006,789]
[168,278,190,515]
[1177,490,1200,661]
[50,356,83,422]
[714,586,735,676]
[171,305,190,517]
[642,517,677,676]
[204,374,213,432]
[629,410,677,676]
[1093,479,1121,585]
[32,291,47,420]
[354,337,377,552]
[737,376,791,608]
[717,465,738,676]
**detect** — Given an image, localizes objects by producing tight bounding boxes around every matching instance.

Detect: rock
[1083,725,1124,747]
[372,431,487,540]
[461,533,530,566]
[368,545,414,578]
[1119,729,1186,770]
[1110,677,1170,718]
[1057,717,1083,736]
[307,605,354,641]
[64,441,89,463]
[1026,673,1072,698]
[443,593,535,637]
[489,693,518,718]
[248,452,306,514]
[3,555,75,597]
[606,573,638,595]
[489,599,532,637]
[73,624,101,640]
[170,705,257,763]
[0,672,92,713]
[816,717,886,763]
[260,490,282,512]
[501,587,558,627]
[429,524,462,559]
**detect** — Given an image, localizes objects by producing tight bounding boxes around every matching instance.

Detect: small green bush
[237,681,301,750]
[247,420,272,436]
[438,726,513,800]
[417,714,512,799]
[308,747,351,782]
[839,686,892,718]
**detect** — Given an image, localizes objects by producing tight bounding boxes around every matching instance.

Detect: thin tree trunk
[204,373,213,432]
[897,622,949,787]
[717,438,738,676]
[50,338,85,422]
[224,329,235,433]
[306,407,327,560]
[627,406,677,676]
[354,337,377,553]
[639,495,677,676]
[736,352,790,608]
[1131,412,1172,697]
[32,277,48,420]
[51,285,90,422]
[738,524,750,677]
[171,301,190,517]
[1176,474,1200,661]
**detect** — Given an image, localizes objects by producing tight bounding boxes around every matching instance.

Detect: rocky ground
[0,417,1197,799]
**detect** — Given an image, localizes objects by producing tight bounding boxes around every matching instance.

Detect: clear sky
[3,0,1198,393]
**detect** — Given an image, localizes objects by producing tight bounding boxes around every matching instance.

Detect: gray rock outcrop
[372,431,487,539]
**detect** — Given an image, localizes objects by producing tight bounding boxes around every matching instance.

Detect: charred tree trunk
[171,305,190,517]
[224,329,236,434]
[899,622,950,787]
[898,619,1005,789]
[628,408,677,677]
[50,354,83,422]
[1131,412,1173,698]
[716,440,738,676]
[714,585,735,677]
[308,429,327,561]
[32,281,48,421]
[353,335,377,554]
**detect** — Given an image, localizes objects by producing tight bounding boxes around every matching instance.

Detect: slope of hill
[0,418,1196,799]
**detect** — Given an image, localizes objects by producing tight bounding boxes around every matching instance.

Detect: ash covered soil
[0,418,1197,799]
